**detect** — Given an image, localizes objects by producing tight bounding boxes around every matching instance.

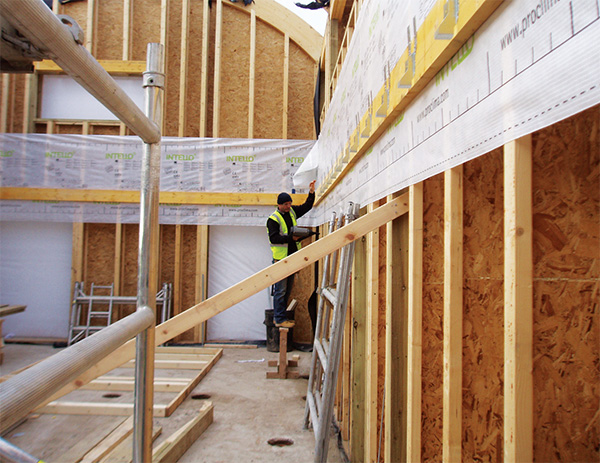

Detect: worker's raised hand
[309,180,316,194]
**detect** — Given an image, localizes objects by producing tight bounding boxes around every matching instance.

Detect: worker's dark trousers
[272,272,295,324]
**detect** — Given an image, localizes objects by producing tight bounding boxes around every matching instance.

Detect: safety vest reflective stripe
[268,208,300,260]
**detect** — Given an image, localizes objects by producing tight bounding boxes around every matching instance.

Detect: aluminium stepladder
[304,201,359,463]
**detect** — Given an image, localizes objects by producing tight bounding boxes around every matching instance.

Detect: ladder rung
[89,312,110,316]
[321,287,337,306]
[314,339,328,372]
[306,391,320,438]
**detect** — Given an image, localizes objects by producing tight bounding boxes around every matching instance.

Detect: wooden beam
[248,9,256,139]
[85,0,95,54]
[1,74,10,133]
[22,74,37,133]
[384,193,407,462]
[406,182,423,463]
[83,378,187,393]
[195,225,209,342]
[350,226,366,459]
[199,0,210,137]
[122,0,131,60]
[152,402,213,463]
[282,34,289,139]
[504,135,533,462]
[179,0,190,137]
[212,0,223,137]
[79,415,133,463]
[44,194,410,406]
[39,401,168,418]
[34,60,146,75]
[0,188,313,206]
[443,166,463,463]
[364,201,379,463]
[174,225,183,334]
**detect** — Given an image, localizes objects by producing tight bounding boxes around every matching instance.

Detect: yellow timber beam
[0,187,307,206]
[35,59,146,75]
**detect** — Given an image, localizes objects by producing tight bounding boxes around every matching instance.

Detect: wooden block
[152,402,213,463]
[0,305,26,317]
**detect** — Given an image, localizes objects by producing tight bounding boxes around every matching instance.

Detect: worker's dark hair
[277,192,292,204]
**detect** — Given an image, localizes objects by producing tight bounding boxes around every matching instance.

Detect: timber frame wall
[321,2,599,461]
[0,0,321,343]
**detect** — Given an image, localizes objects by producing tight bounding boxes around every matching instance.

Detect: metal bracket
[57,15,84,45]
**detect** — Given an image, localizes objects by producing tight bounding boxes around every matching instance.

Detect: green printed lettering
[45,151,75,158]
[166,154,196,161]
[286,157,304,164]
[0,150,14,157]
[106,152,135,160]
[225,155,255,162]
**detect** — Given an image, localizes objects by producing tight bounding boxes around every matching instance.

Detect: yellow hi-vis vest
[268,208,300,260]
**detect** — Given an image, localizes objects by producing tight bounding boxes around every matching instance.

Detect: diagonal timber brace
[41,193,409,406]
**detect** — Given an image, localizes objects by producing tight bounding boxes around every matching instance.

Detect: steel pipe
[133,42,164,463]
[0,0,160,144]
[0,438,41,463]
[0,306,154,434]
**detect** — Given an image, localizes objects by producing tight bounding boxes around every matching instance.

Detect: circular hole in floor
[102,393,122,399]
[267,437,294,447]
[191,393,211,400]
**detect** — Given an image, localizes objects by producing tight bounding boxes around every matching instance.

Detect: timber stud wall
[334,106,599,462]
[0,0,320,343]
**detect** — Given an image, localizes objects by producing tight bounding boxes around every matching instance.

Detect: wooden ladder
[303,202,359,463]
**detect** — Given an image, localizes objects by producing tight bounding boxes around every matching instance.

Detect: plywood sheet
[287,43,316,140]
[184,0,206,137]
[164,0,183,137]
[532,106,599,462]
[178,225,198,341]
[421,174,444,462]
[96,0,124,60]
[461,150,504,462]
[254,20,284,139]
[130,0,161,61]
[218,6,250,139]
[84,223,116,288]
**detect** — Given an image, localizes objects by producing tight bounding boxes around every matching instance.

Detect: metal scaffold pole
[133,42,164,463]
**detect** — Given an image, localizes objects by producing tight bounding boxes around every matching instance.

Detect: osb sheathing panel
[462,148,504,462]
[90,125,120,136]
[96,1,124,60]
[130,0,161,61]
[254,20,284,139]
[531,106,599,462]
[289,255,315,344]
[421,173,444,462]
[164,0,183,137]
[159,225,176,300]
[218,6,250,138]
[287,42,316,140]
[121,223,139,318]
[84,223,116,289]
[177,225,198,341]
[4,74,26,133]
[56,124,85,135]
[183,0,206,137]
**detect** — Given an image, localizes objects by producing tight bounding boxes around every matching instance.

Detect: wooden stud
[35,60,146,75]
[195,225,209,342]
[504,135,533,463]
[350,228,367,459]
[282,34,289,139]
[406,182,423,463]
[212,0,223,137]
[365,201,379,463]
[122,0,131,60]
[152,402,213,463]
[45,195,410,405]
[179,0,190,137]
[39,401,168,417]
[384,193,407,463]
[199,0,210,137]
[22,74,37,134]
[85,0,96,54]
[443,166,463,463]
[79,416,133,463]
[114,223,123,320]
[174,225,183,330]
[99,426,162,462]
[341,294,352,441]
[248,9,256,139]
[1,74,10,133]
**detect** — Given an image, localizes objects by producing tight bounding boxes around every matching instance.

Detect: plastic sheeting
[0,136,316,226]
[206,225,274,341]
[0,221,72,339]
[295,0,600,223]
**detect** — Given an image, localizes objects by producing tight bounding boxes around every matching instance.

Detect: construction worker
[267,180,316,328]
